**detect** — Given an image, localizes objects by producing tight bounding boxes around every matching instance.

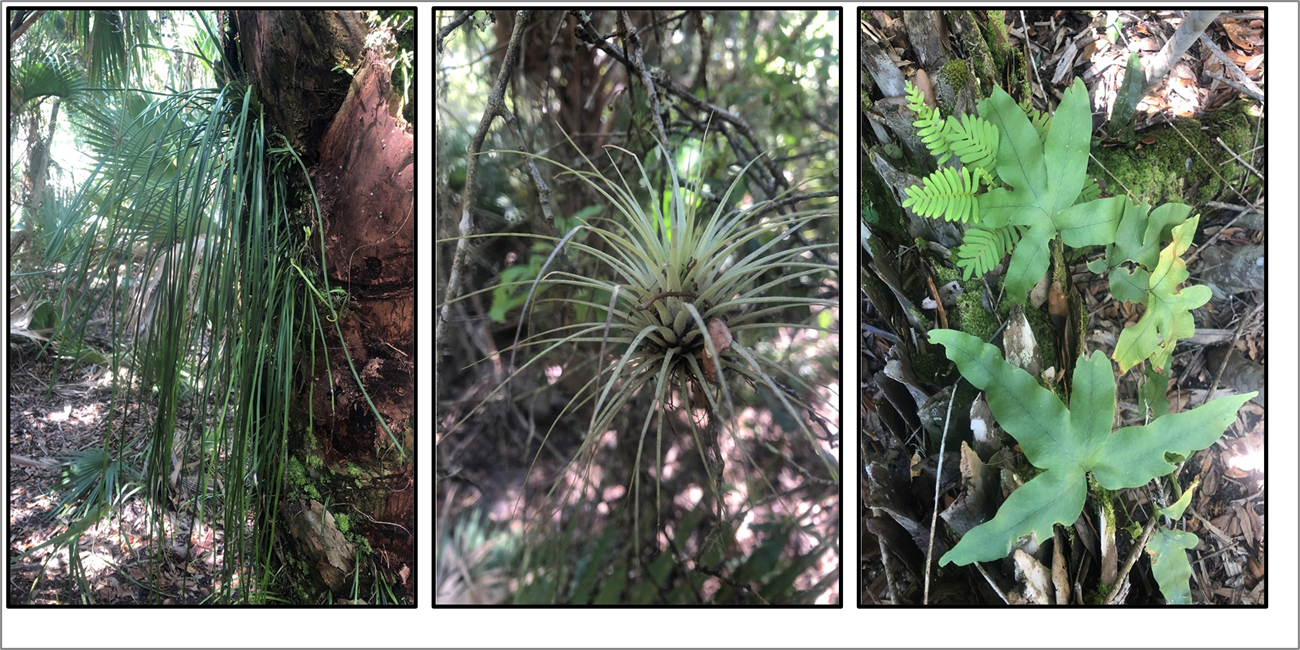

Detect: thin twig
[1198,32,1265,102]
[617,11,672,154]
[1105,515,1157,604]
[924,266,948,330]
[1018,11,1048,112]
[975,561,1010,604]
[923,383,958,605]
[877,527,900,605]
[571,13,786,198]
[343,502,412,538]
[1204,71,1265,104]
[771,142,837,164]
[730,190,838,223]
[693,565,770,605]
[1212,136,1265,181]
[1187,506,1235,545]
[1203,300,1264,406]
[1184,206,1251,266]
[1164,118,1254,207]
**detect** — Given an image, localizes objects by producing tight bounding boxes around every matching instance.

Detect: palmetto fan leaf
[9,49,87,113]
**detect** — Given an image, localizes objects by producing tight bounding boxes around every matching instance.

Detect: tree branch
[617,11,672,155]
[571,12,788,198]
[439,10,540,364]
[1105,515,1158,604]
[436,10,473,53]
[9,10,44,47]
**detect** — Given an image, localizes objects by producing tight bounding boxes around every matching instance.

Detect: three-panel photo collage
[4,4,1286,649]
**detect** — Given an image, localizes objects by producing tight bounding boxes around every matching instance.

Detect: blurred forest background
[436,10,841,604]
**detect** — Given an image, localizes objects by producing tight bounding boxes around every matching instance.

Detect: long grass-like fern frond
[955,224,1025,279]
[902,166,984,223]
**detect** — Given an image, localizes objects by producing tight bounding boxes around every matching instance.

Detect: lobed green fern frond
[955,224,1024,279]
[902,166,983,223]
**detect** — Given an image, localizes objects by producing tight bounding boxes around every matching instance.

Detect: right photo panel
[860,9,1265,605]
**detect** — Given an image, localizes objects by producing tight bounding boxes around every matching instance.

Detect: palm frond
[10,48,87,112]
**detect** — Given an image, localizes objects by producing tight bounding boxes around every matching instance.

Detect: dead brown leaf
[1221,21,1263,51]
[701,317,733,383]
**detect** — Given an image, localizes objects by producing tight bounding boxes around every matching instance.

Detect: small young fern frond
[904,79,932,118]
[1021,98,1052,142]
[905,80,953,163]
[955,224,1025,279]
[944,113,1000,178]
[903,80,999,225]
[902,166,984,223]
[1077,176,1102,205]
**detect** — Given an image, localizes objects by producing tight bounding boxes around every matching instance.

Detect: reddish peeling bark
[313,46,416,569]
[236,10,414,600]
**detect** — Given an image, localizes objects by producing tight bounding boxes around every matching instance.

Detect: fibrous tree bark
[236,9,415,599]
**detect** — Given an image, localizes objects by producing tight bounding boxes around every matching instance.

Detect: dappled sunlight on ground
[437,274,841,604]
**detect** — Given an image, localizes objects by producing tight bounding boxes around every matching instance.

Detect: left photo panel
[436,8,842,605]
